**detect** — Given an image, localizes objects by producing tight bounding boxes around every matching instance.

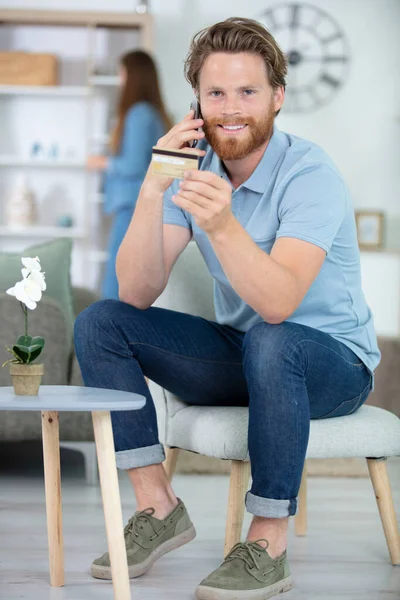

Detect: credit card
[151,147,199,179]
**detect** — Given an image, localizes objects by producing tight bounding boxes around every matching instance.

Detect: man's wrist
[141,180,165,203]
[208,213,239,244]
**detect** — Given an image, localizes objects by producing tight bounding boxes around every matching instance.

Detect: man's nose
[221,97,241,115]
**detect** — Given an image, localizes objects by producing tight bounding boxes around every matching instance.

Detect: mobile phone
[189,99,202,148]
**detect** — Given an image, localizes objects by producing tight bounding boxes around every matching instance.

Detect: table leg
[41,410,64,587]
[92,411,131,600]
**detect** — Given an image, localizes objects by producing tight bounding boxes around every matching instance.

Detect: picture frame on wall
[355,211,384,250]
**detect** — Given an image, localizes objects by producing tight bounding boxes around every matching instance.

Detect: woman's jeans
[74,300,372,519]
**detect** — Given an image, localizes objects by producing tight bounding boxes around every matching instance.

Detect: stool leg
[224,460,251,557]
[295,462,307,536]
[92,411,131,600]
[41,410,64,587]
[367,458,400,565]
[163,447,180,482]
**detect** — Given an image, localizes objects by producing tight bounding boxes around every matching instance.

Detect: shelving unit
[0,85,89,96]
[89,249,109,263]
[0,157,85,168]
[88,76,120,87]
[0,8,153,291]
[0,226,85,238]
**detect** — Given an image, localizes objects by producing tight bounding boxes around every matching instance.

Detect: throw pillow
[0,238,74,340]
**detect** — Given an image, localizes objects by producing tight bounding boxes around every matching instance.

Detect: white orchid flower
[21,256,41,273]
[26,268,46,291]
[6,277,43,310]
[20,256,46,291]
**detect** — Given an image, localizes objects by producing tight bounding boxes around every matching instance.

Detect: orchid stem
[20,302,28,341]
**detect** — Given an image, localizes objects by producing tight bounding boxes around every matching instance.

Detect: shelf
[0,226,85,238]
[0,85,89,97]
[91,133,110,145]
[0,157,85,169]
[0,9,152,29]
[89,250,108,262]
[89,76,119,87]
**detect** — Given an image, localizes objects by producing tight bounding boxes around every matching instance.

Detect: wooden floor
[0,456,399,600]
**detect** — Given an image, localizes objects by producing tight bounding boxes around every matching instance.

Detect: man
[75,17,380,600]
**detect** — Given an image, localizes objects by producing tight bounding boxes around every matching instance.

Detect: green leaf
[2,347,23,366]
[2,358,20,367]
[31,336,45,348]
[27,345,43,363]
[17,334,33,346]
[12,344,30,363]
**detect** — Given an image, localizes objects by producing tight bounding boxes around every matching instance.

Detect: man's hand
[172,170,235,236]
[143,110,206,196]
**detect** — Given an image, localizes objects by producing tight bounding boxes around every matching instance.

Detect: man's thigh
[243,320,372,419]
[125,305,249,407]
[295,324,373,419]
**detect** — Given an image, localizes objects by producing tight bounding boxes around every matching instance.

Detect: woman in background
[87,50,171,299]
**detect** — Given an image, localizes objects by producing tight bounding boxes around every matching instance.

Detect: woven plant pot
[9,363,44,395]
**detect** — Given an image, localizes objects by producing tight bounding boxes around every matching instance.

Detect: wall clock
[259,3,351,113]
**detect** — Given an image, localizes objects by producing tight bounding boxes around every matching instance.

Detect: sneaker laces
[224,539,269,572]
[124,508,165,546]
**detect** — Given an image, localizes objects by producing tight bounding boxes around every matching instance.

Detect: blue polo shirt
[163,126,380,374]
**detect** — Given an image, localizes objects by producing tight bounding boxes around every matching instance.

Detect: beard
[202,104,275,161]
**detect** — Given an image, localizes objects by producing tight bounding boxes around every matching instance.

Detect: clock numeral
[290,4,300,29]
[321,32,343,45]
[323,55,348,63]
[320,73,340,88]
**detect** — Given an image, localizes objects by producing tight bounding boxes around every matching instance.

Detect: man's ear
[273,86,285,112]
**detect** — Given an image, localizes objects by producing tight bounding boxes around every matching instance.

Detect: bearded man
[75,17,379,600]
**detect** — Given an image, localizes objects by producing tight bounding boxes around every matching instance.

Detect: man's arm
[117,197,192,308]
[208,219,326,324]
[173,164,346,323]
[116,110,205,307]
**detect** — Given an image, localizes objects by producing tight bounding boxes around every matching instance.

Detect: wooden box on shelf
[0,52,58,86]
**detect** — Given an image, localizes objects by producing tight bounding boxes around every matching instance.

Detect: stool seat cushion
[165,403,400,461]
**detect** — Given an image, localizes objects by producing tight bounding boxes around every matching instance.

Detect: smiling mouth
[218,124,248,134]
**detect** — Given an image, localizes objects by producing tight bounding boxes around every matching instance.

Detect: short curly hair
[184,17,287,92]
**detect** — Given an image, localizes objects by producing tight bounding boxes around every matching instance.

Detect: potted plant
[2,256,46,395]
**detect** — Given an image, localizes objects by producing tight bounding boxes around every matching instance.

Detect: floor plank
[0,459,399,599]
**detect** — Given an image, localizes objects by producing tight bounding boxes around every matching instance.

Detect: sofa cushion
[0,238,74,338]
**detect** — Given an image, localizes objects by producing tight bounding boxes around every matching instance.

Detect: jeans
[74,299,372,518]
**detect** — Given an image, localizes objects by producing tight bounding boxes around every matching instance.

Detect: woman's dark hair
[110,50,172,154]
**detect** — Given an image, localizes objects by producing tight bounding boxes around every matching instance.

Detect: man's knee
[242,321,306,373]
[74,299,143,352]
[75,299,117,338]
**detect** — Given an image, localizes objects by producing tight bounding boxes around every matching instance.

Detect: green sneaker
[91,498,196,580]
[195,539,292,600]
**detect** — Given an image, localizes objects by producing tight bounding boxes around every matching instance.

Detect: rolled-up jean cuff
[245,491,297,518]
[115,444,165,470]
